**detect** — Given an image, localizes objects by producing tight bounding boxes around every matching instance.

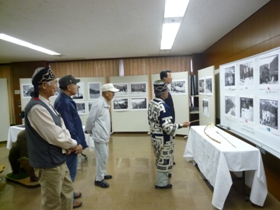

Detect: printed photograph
[205,77,213,94]
[239,60,254,87]
[114,83,128,96]
[240,97,254,122]
[198,78,205,94]
[225,65,235,86]
[130,82,147,95]
[113,97,129,111]
[88,82,101,99]
[21,84,34,98]
[131,98,147,110]
[75,101,86,115]
[170,80,186,94]
[73,82,84,99]
[202,99,210,117]
[259,98,278,130]
[258,53,279,86]
[225,96,236,116]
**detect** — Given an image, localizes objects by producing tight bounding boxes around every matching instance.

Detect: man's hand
[74,144,83,154]
[181,122,191,128]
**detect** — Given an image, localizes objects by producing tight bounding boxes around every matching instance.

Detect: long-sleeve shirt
[85,96,111,143]
[27,95,77,150]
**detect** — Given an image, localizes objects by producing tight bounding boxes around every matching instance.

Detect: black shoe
[173,162,176,165]
[95,180,109,188]
[155,184,172,189]
[104,175,112,180]
[168,173,172,178]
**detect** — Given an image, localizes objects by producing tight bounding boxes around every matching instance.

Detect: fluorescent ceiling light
[161,23,181,50]
[0,33,61,56]
[164,0,190,18]
[160,0,190,50]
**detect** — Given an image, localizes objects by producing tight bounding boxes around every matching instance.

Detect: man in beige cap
[85,83,119,188]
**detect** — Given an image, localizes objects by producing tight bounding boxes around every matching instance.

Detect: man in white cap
[85,83,119,188]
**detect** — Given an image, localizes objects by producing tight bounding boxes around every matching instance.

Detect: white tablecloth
[7,125,25,149]
[7,125,94,151]
[183,126,267,209]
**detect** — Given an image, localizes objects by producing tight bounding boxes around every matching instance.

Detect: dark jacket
[25,99,66,168]
[54,92,88,149]
[164,92,175,123]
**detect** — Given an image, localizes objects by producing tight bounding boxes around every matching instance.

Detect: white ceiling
[0,0,270,64]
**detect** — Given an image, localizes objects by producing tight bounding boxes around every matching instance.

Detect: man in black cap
[148,80,190,189]
[54,75,87,208]
[24,66,82,210]
[160,70,177,165]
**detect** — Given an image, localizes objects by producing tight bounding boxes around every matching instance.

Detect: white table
[7,125,94,151]
[183,126,267,209]
[7,125,25,149]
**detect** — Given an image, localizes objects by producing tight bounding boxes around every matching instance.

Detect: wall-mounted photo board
[220,47,280,158]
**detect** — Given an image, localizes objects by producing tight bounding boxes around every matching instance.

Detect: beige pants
[34,162,73,210]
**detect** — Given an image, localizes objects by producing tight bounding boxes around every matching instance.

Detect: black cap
[32,66,56,86]
[59,75,80,89]
[153,80,168,94]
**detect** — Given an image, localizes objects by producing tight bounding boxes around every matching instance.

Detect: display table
[183,125,267,209]
[7,125,94,151]
[7,125,25,149]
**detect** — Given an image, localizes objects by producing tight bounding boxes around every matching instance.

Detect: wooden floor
[0,133,280,210]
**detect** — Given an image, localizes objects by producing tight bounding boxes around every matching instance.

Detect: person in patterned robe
[148,80,190,189]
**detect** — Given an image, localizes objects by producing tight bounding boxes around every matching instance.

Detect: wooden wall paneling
[11,62,47,125]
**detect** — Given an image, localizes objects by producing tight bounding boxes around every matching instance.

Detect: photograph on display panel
[225,95,237,116]
[170,79,186,94]
[239,59,255,88]
[88,82,101,99]
[224,65,236,88]
[259,96,279,135]
[113,83,128,96]
[240,96,254,122]
[198,78,205,94]
[202,98,210,117]
[130,82,147,95]
[131,97,147,110]
[258,51,279,89]
[73,82,84,99]
[205,77,213,95]
[75,101,86,115]
[21,84,34,98]
[113,97,129,111]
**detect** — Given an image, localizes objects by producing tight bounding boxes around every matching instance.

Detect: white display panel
[110,75,149,132]
[0,79,10,141]
[20,77,106,125]
[220,47,280,158]
[198,66,216,125]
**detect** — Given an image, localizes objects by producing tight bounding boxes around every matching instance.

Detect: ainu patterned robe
[148,98,180,173]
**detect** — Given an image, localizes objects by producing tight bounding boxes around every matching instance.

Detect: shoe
[95,180,109,188]
[74,191,82,199]
[104,175,112,180]
[168,173,172,178]
[173,162,176,165]
[73,200,82,208]
[155,184,172,189]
